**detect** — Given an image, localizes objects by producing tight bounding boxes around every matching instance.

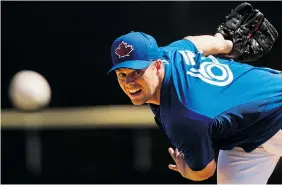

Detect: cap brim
[107,60,152,74]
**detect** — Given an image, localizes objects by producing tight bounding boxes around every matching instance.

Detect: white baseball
[9,70,51,112]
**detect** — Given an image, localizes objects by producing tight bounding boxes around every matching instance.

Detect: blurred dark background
[1,1,282,184]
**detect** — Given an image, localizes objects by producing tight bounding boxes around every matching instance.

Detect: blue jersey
[149,39,282,171]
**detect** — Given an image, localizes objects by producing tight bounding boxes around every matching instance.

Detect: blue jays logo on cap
[108,31,162,74]
[115,41,134,58]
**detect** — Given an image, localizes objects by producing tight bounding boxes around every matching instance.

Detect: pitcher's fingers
[168,147,176,160]
[168,164,178,172]
[176,149,183,159]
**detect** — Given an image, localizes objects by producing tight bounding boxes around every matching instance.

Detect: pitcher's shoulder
[161,39,198,53]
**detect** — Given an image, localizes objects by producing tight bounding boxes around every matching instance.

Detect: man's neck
[146,65,165,105]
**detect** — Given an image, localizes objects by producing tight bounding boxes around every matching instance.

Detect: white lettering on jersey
[179,50,233,86]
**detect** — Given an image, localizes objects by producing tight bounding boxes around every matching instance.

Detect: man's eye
[133,70,142,76]
[118,73,126,78]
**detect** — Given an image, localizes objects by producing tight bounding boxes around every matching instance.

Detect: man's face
[115,62,160,105]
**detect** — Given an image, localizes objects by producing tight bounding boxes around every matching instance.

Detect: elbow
[200,160,217,181]
[183,173,213,182]
[182,168,215,182]
[191,170,215,182]
[199,169,215,181]
[190,160,217,181]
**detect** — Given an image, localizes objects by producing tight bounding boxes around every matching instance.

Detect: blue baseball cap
[108,31,162,73]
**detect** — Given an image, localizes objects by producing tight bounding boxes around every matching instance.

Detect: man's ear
[155,59,162,71]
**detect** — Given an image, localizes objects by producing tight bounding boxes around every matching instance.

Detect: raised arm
[184,33,233,56]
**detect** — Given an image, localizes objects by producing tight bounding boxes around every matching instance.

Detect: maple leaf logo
[115,41,134,58]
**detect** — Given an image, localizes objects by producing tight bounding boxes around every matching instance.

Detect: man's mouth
[128,89,142,97]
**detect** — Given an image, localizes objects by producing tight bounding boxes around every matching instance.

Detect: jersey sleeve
[165,110,215,171]
[167,39,198,53]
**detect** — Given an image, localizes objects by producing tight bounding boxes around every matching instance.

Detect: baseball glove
[217,2,279,62]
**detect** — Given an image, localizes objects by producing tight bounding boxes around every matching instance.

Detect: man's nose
[125,76,135,85]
